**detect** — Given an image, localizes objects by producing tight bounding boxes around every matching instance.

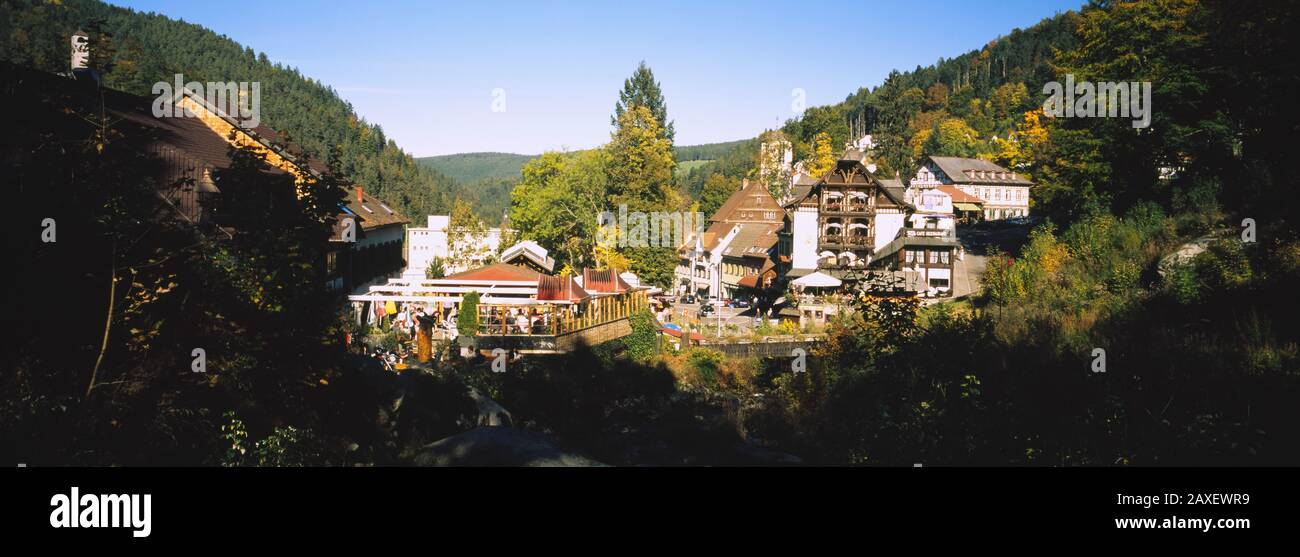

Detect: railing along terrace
[476,290,647,337]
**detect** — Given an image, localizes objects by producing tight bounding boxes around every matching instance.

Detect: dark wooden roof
[710,178,784,225]
[927,156,1032,185]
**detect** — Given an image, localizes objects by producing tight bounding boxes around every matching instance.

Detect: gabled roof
[337,187,408,236]
[710,178,783,225]
[927,156,1032,185]
[722,222,781,259]
[444,262,543,282]
[13,64,409,236]
[937,185,985,204]
[879,185,910,209]
[500,241,556,273]
[581,268,633,294]
[536,275,589,303]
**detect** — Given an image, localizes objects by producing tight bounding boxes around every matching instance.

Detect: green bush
[624,310,660,361]
[686,348,726,387]
[219,411,326,466]
[457,291,480,336]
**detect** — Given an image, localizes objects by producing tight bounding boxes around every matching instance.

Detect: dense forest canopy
[1,0,456,220]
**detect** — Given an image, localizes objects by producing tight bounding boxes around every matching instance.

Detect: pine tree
[612,61,674,144]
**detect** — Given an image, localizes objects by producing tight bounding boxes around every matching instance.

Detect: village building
[915,156,1032,220]
[39,62,412,294]
[404,214,511,277]
[781,150,960,296]
[675,178,783,301]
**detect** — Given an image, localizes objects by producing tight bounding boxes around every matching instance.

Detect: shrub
[685,348,726,388]
[457,291,480,336]
[623,310,660,361]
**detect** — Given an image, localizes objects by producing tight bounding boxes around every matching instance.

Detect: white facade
[404,214,508,277]
[449,227,504,274]
[789,206,820,272]
[873,211,908,253]
[904,186,957,236]
[676,225,739,297]
[956,183,1030,220]
[404,215,450,279]
[918,158,1031,221]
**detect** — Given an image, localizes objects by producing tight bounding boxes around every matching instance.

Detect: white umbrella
[792,271,842,288]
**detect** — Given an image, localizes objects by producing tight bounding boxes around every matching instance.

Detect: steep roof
[928,156,1032,185]
[536,275,589,303]
[500,241,556,273]
[13,65,408,235]
[710,178,783,225]
[581,268,633,294]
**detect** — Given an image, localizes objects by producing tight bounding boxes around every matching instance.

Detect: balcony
[821,201,872,214]
[819,234,874,247]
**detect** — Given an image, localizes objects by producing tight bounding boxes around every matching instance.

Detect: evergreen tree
[612,61,674,144]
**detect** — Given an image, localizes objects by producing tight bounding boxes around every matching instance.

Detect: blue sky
[108,0,1081,156]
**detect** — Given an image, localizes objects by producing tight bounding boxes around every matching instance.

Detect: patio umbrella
[792,271,842,288]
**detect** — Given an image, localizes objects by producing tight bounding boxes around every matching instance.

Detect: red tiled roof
[937,185,985,205]
[445,262,543,282]
[662,327,706,341]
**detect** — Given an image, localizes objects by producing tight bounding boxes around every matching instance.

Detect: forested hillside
[418,140,751,222]
[670,0,1300,465]
[417,152,537,184]
[680,11,1075,196]
[1,0,455,219]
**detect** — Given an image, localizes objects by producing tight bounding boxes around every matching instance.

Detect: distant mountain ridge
[418,139,751,185]
[416,152,537,184]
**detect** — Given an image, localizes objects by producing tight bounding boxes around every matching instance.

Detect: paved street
[951,222,1033,299]
[666,301,768,332]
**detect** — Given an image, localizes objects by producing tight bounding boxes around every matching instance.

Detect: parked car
[1005,216,1033,226]
[698,304,716,318]
[679,294,697,305]
[731,299,751,309]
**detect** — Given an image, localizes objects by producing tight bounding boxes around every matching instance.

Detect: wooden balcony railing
[476,290,648,337]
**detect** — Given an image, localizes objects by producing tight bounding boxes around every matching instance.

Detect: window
[940,250,950,264]
[905,250,915,263]
[929,250,940,264]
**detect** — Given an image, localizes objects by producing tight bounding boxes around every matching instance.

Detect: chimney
[356,187,364,203]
